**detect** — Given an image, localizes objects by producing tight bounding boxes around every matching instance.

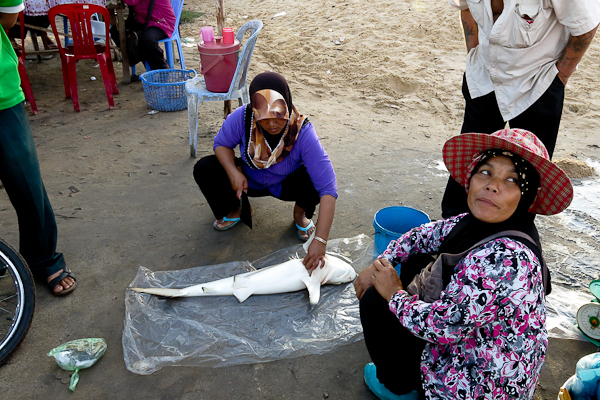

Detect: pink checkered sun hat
[443,129,573,215]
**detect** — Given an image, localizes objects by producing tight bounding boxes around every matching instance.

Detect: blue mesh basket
[140,69,196,112]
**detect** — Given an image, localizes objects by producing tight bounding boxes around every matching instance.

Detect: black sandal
[47,268,77,297]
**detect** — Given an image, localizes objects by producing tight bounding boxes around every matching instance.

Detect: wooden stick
[16,21,72,38]
[216,0,232,116]
[216,0,224,35]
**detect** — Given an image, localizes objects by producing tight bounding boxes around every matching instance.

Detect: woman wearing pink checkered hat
[355,129,573,400]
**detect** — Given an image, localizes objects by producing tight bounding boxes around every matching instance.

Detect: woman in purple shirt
[193,72,338,271]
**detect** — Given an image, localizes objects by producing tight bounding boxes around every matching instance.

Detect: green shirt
[0,0,25,110]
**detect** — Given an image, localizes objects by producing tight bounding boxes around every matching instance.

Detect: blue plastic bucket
[373,206,430,257]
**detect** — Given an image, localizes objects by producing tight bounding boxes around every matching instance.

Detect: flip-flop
[47,268,77,297]
[364,363,420,400]
[213,216,241,231]
[295,219,314,241]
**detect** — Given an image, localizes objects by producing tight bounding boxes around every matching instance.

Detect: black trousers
[140,26,168,70]
[0,103,66,279]
[360,286,427,396]
[193,155,321,220]
[441,74,565,218]
[359,254,433,395]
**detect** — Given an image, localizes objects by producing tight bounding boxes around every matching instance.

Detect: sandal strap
[222,216,241,222]
[48,269,76,289]
[295,219,314,232]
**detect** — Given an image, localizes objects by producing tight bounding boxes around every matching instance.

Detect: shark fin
[130,287,184,298]
[232,288,254,303]
[301,276,321,305]
[232,276,253,302]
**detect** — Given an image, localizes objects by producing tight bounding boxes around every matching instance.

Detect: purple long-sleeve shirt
[123,0,175,38]
[214,105,338,199]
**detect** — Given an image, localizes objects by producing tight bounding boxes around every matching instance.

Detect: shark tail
[130,287,185,298]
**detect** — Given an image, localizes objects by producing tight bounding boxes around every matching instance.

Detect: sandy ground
[1,0,600,398]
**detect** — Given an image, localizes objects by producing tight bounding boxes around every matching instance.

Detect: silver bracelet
[313,236,327,245]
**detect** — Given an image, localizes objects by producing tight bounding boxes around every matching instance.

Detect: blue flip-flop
[364,363,420,400]
[213,216,241,231]
[295,219,314,241]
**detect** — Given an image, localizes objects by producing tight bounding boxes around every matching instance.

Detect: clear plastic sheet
[123,234,374,375]
[537,171,600,343]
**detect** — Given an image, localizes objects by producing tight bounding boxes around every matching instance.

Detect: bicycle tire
[0,238,36,365]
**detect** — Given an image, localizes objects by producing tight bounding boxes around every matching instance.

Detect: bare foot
[47,270,75,294]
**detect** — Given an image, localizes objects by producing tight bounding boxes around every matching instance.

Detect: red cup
[222,27,235,44]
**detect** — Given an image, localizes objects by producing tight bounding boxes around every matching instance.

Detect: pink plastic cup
[222,27,235,44]
[200,26,214,43]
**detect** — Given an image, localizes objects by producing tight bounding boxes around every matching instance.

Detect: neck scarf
[243,72,306,169]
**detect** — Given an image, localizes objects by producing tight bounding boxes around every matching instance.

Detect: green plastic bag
[47,338,107,391]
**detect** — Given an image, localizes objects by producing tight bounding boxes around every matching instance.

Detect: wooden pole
[216,0,232,117]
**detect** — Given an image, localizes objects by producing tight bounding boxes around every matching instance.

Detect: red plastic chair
[12,12,38,114]
[48,4,118,112]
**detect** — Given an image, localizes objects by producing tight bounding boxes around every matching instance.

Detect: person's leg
[193,155,244,228]
[0,103,74,294]
[360,286,426,395]
[278,166,320,239]
[141,26,168,70]
[509,76,564,158]
[441,74,506,218]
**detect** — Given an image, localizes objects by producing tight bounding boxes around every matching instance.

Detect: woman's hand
[227,168,248,199]
[372,258,403,302]
[354,263,376,300]
[303,240,326,272]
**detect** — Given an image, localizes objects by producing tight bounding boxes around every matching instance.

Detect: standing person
[0,0,77,295]
[441,0,600,218]
[123,0,175,71]
[355,129,573,399]
[193,71,338,272]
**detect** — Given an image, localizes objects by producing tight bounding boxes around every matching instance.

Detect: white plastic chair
[185,20,263,158]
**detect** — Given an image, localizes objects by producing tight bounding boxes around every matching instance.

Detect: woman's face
[467,155,522,223]
[258,118,287,135]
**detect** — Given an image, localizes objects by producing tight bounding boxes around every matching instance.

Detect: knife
[240,192,252,229]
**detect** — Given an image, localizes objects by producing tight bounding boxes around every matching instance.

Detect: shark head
[319,255,358,284]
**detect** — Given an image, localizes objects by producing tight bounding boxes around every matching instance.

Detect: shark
[129,254,357,305]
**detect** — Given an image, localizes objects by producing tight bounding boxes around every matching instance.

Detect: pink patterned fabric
[25,0,106,16]
[381,214,547,400]
[123,0,175,38]
[443,128,573,215]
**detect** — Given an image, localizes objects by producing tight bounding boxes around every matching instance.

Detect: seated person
[7,0,58,57]
[193,71,338,272]
[355,129,573,399]
[123,0,175,70]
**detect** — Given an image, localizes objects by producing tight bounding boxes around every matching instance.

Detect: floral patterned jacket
[381,214,547,400]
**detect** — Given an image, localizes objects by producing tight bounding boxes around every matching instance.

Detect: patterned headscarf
[243,72,306,169]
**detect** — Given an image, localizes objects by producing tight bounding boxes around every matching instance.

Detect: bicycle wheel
[0,238,35,364]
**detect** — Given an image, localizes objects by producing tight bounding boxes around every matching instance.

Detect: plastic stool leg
[176,38,185,69]
[164,41,174,70]
[97,55,114,109]
[187,91,199,157]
